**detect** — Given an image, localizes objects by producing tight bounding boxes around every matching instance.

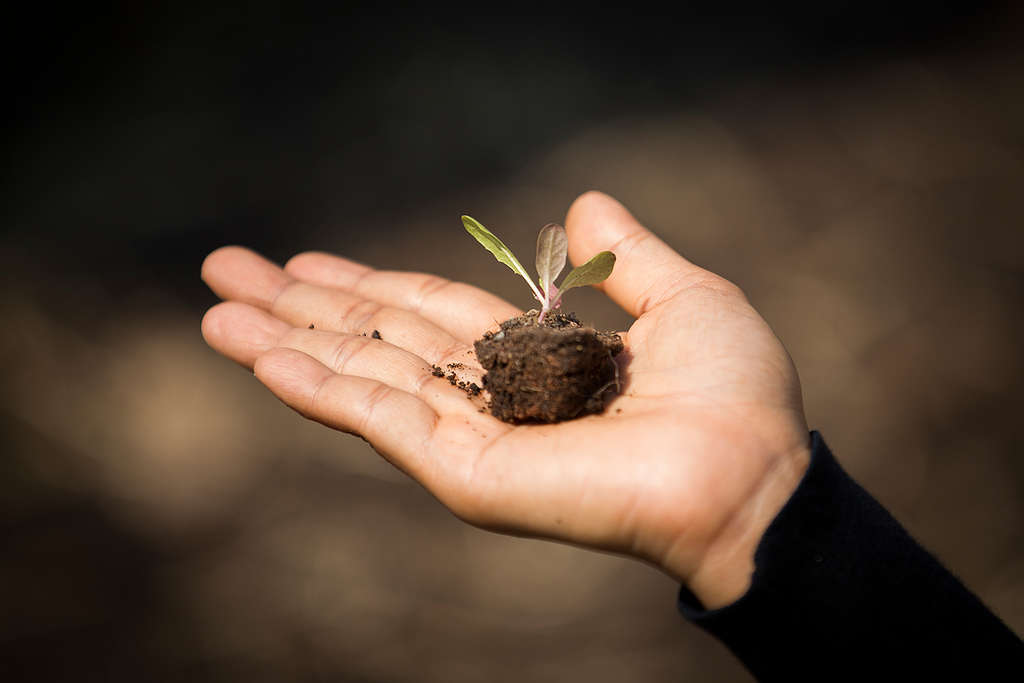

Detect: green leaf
[557,251,615,294]
[462,215,543,301]
[535,223,567,294]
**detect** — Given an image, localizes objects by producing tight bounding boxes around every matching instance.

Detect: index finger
[284,252,521,344]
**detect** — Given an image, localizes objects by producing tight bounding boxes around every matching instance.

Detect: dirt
[431,364,482,397]
[473,310,623,424]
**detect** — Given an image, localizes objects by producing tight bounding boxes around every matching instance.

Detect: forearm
[679,432,1024,680]
[684,435,812,610]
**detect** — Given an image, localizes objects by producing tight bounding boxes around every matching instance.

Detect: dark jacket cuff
[677,431,1022,680]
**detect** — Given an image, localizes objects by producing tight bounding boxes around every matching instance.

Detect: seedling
[462,215,615,323]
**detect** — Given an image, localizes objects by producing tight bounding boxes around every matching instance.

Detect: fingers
[201,246,290,308]
[254,348,439,478]
[284,252,520,344]
[564,191,737,318]
[201,300,291,368]
[202,302,483,416]
[202,246,479,370]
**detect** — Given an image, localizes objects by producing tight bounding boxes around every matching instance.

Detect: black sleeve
[678,431,1024,681]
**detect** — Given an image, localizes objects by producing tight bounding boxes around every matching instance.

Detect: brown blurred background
[3,3,1023,681]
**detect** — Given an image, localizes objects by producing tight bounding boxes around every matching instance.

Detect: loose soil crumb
[372,330,382,339]
[456,380,482,396]
[308,323,315,329]
[474,310,623,424]
[429,364,484,399]
[432,364,464,387]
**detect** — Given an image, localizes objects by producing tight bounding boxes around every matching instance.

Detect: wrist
[679,434,811,610]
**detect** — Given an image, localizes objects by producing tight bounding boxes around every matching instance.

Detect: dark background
[3,3,1023,681]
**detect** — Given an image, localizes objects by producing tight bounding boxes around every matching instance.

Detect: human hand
[201,191,811,608]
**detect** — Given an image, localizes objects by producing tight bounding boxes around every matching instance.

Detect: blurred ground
[3,5,1023,682]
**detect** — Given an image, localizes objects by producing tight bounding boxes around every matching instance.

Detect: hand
[201,191,811,608]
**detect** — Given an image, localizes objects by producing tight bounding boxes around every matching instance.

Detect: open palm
[202,191,811,608]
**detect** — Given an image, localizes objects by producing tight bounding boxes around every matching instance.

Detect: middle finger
[284,251,521,344]
[203,246,481,370]
[271,280,480,370]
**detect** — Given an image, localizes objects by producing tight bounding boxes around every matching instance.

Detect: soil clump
[473,310,623,423]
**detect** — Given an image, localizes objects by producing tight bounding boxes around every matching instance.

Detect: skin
[201,191,811,609]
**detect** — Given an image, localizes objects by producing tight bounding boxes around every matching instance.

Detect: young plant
[462,215,615,323]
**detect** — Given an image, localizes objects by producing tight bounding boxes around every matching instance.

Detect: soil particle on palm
[430,364,482,397]
[459,381,481,396]
[372,330,382,339]
[474,310,623,424]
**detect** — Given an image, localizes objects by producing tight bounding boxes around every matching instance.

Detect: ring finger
[202,301,486,417]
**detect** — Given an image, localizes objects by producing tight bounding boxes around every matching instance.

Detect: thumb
[565,191,728,318]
